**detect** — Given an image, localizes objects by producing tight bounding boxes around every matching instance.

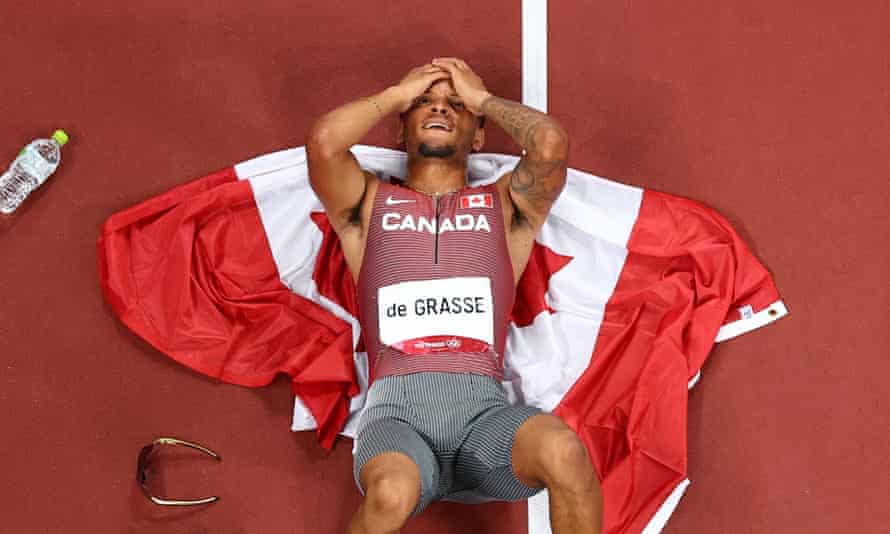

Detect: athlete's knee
[539,429,597,492]
[359,454,422,521]
[364,474,421,520]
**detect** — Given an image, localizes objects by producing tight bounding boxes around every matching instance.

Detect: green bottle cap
[52,129,70,146]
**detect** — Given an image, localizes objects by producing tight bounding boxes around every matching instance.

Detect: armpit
[509,193,532,231]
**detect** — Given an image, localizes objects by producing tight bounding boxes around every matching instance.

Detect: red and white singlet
[357,180,514,385]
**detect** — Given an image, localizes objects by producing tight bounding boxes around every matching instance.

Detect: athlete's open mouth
[422,119,453,132]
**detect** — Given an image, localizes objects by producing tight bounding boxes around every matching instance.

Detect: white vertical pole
[527,489,552,534]
[522,0,551,534]
[523,2,552,532]
[522,0,548,112]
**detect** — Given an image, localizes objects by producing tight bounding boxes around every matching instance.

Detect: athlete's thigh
[510,412,581,487]
[353,417,440,516]
[449,403,545,503]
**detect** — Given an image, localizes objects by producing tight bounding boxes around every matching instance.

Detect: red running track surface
[0,1,887,533]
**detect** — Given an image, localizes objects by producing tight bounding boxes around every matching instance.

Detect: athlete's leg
[347,451,422,534]
[512,414,603,534]
[348,418,440,534]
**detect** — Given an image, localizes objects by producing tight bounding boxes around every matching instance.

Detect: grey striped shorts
[352,372,545,516]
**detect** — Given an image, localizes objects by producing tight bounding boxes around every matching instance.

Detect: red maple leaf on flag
[510,243,574,326]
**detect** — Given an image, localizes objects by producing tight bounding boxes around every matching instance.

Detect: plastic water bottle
[0,130,70,214]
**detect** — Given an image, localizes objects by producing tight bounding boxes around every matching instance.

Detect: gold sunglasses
[136,437,221,506]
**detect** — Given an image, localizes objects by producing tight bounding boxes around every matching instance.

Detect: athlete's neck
[405,156,467,196]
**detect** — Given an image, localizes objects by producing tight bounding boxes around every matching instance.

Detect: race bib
[378,277,494,346]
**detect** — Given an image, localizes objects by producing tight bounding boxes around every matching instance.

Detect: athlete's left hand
[431,58,492,116]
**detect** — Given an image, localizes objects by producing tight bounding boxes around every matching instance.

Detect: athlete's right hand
[393,64,451,113]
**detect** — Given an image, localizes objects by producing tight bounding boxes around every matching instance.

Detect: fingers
[425,71,451,84]
[422,64,449,77]
[409,58,469,75]
[432,57,470,70]
[433,57,466,66]
[402,64,450,87]
[424,65,450,79]
[408,63,446,76]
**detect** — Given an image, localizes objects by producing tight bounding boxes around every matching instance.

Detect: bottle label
[17,146,53,183]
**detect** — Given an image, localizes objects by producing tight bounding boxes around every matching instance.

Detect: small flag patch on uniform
[460,193,493,209]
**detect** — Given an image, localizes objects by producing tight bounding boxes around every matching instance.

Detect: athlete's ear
[396,115,405,148]
[471,123,485,152]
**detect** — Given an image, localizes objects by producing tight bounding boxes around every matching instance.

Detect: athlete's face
[398,79,485,160]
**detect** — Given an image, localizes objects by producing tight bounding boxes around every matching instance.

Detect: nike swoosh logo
[385,196,416,206]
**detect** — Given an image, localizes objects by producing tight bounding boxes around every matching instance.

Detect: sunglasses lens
[136,444,155,484]
[136,438,220,506]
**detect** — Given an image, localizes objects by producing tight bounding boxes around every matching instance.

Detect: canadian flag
[460,192,493,208]
[98,145,787,534]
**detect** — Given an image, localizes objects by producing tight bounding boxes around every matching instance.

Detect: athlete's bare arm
[431,58,568,231]
[305,90,392,235]
[307,64,452,281]
[306,64,451,233]
[481,96,568,228]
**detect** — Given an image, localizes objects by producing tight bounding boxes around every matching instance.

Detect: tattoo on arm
[481,96,553,149]
[481,96,567,211]
[511,156,566,207]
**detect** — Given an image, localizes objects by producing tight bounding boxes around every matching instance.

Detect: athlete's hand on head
[395,63,451,113]
[431,58,491,116]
